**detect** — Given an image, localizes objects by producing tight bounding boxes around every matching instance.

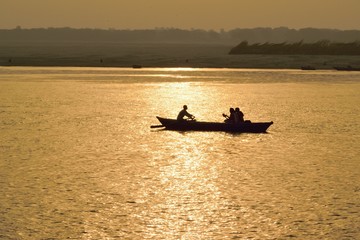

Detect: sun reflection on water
[138,134,226,239]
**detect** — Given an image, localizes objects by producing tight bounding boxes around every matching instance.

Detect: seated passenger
[234,107,244,123]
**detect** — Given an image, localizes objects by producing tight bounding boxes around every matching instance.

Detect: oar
[150,125,165,128]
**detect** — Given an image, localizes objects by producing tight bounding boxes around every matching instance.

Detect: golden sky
[1,0,360,30]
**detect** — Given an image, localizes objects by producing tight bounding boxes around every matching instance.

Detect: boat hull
[156,117,273,133]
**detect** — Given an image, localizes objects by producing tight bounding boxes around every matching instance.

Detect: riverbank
[1,42,359,69]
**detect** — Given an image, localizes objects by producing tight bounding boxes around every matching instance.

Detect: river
[0,67,359,239]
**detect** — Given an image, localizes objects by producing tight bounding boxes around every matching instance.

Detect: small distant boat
[132,64,142,69]
[334,66,360,71]
[301,66,316,70]
[152,116,273,133]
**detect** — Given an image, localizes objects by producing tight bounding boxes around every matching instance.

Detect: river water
[0,67,359,239]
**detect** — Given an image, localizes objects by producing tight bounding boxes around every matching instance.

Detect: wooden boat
[154,116,273,133]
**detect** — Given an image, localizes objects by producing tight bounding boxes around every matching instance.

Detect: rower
[177,105,195,121]
[223,108,235,123]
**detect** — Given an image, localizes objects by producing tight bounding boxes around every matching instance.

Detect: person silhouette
[223,108,235,123]
[234,107,244,123]
[177,105,195,121]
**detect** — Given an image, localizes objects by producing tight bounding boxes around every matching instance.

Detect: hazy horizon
[2,0,360,31]
[1,26,359,32]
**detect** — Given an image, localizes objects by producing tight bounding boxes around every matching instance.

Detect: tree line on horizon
[229,40,360,55]
[0,27,360,44]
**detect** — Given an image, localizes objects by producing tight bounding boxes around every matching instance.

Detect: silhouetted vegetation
[0,27,223,43]
[229,40,360,55]
[1,27,360,68]
[1,27,360,44]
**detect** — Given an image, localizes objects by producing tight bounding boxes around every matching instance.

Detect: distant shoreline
[2,62,359,71]
[229,41,360,55]
[1,55,359,70]
[1,42,359,70]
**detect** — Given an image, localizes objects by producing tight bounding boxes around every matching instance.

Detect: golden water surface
[0,67,359,239]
